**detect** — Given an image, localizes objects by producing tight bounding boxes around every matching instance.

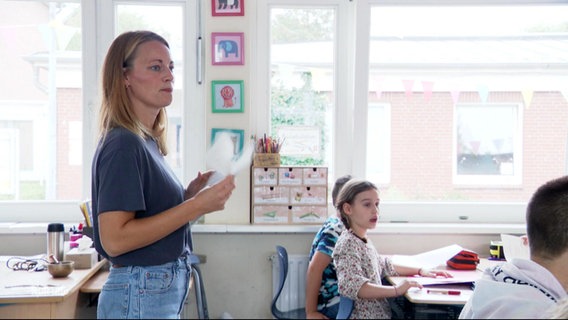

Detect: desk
[0,256,107,319]
[386,259,502,319]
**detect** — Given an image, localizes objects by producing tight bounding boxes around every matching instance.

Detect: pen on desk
[426,289,461,295]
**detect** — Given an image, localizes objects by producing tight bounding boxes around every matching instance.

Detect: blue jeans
[97,255,192,319]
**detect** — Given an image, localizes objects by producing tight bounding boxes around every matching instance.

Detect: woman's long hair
[98,30,169,155]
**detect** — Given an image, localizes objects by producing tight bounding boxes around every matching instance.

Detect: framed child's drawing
[211,32,244,66]
[211,128,245,156]
[211,80,244,113]
[212,0,244,16]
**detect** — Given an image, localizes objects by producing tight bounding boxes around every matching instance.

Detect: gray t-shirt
[92,127,190,266]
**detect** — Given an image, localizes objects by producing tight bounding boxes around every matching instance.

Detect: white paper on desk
[501,233,530,261]
[391,244,464,269]
[206,132,253,185]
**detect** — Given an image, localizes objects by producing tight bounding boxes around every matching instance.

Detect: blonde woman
[92,31,235,319]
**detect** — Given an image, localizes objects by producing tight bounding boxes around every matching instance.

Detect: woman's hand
[192,175,236,214]
[184,171,215,200]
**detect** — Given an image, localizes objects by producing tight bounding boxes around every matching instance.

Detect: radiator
[271,253,310,312]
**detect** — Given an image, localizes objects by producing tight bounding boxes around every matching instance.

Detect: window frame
[453,102,523,186]
[0,0,201,223]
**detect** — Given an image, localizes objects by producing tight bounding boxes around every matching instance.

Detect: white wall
[202,0,255,225]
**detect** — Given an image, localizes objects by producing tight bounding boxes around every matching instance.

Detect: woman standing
[92,30,235,319]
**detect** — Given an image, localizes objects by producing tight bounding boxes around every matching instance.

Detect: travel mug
[47,223,65,262]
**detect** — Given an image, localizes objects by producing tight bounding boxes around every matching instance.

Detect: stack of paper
[391,244,464,269]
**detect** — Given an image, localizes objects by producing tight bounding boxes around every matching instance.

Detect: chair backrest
[271,245,288,317]
[336,296,354,320]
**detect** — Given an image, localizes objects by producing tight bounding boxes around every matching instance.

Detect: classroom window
[364,2,568,212]
[2,0,567,225]
[268,6,336,169]
[0,0,197,223]
[0,1,187,202]
[0,0,82,201]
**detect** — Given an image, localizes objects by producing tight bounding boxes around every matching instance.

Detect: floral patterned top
[333,230,399,319]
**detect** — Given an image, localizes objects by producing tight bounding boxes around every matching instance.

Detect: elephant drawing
[218,40,239,58]
[218,0,239,10]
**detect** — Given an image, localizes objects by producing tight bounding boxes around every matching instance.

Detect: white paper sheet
[501,233,530,261]
[391,244,464,269]
[206,131,253,185]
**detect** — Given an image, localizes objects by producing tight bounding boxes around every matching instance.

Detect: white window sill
[0,222,526,235]
[193,223,526,235]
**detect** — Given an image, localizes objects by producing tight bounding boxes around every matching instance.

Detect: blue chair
[271,245,306,319]
[336,296,354,320]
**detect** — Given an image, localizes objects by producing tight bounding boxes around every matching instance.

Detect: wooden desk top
[80,269,109,293]
[0,256,107,304]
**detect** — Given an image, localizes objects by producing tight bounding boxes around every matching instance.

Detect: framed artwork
[212,32,244,66]
[211,80,244,113]
[212,0,244,16]
[211,128,245,156]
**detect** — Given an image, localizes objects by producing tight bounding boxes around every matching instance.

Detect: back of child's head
[332,175,353,207]
[526,175,568,260]
[335,179,378,229]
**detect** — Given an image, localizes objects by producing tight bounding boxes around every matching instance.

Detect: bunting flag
[477,85,489,103]
[422,81,434,102]
[451,90,461,105]
[470,140,481,154]
[402,79,414,98]
[521,88,534,109]
[493,138,504,153]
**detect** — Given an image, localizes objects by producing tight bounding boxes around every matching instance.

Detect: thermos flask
[47,223,65,262]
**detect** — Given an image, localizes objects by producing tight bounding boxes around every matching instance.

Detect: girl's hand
[419,268,453,278]
[396,279,423,296]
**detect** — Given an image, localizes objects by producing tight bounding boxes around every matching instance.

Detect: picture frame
[211,0,244,17]
[211,32,244,66]
[211,80,244,113]
[211,128,245,156]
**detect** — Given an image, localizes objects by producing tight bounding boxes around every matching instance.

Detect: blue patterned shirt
[308,216,345,311]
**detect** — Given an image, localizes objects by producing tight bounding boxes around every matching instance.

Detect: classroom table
[386,259,503,319]
[0,255,107,319]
